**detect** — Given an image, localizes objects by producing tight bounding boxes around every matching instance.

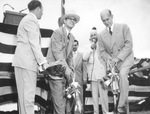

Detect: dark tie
[67,33,70,40]
[109,27,112,35]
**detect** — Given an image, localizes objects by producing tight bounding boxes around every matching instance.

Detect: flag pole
[58,0,65,27]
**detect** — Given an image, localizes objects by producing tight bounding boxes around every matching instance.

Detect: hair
[92,27,97,30]
[74,39,79,45]
[28,0,42,11]
[100,9,112,18]
[108,9,112,16]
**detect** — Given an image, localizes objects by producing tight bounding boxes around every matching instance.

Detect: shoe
[117,107,126,114]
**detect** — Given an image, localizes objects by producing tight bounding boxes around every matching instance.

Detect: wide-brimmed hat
[60,10,80,24]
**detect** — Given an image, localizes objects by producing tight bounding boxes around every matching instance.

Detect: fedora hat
[60,10,80,24]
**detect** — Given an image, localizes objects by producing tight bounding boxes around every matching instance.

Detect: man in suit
[72,39,87,114]
[99,9,134,114]
[83,28,112,114]
[12,1,49,114]
[46,11,80,114]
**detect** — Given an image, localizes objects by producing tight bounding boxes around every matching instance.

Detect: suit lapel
[103,28,111,48]
[61,27,68,46]
[61,27,74,57]
[111,24,118,49]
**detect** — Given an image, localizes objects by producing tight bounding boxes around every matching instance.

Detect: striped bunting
[0,23,53,72]
[0,22,53,107]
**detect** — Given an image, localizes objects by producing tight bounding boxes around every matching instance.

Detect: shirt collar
[63,25,71,36]
[73,51,77,54]
[29,12,38,22]
[107,23,114,31]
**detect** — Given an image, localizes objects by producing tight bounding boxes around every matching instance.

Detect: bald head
[100,9,112,18]
[100,9,113,28]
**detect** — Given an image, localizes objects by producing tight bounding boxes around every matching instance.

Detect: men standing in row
[12,0,50,114]
[83,28,112,114]
[99,9,134,114]
[46,11,80,114]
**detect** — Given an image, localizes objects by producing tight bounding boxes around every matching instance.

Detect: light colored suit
[98,23,134,112]
[12,13,46,114]
[73,51,87,114]
[83,44,109,114]
[46,26,75,114]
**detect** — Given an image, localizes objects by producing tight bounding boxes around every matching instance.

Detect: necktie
[109,27,112,35]
[67,33,70,40]
[73,52,76,65]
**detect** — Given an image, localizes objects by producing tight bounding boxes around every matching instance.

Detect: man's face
[90,32,97,43]
[73,41,78,52]
[64,16,77,29]
[36,6,43,19]
[101,13,113,28]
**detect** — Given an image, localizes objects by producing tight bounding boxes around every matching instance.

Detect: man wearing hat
[46,11,80,114]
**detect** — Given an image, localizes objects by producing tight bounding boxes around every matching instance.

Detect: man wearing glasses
[46,11,80,114]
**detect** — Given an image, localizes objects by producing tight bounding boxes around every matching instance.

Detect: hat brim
[60,14,80,24]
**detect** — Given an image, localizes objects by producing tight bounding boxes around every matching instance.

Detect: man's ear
[111,14,113,19]
[63,19,67,24]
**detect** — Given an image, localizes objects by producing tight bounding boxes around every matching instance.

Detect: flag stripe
[0,23,18,35]
[40,28,53,37]
[0,23,53,37]
[0,63,14,72]
[0,23,53,73]
[0,53,14,63]
[0,36,50,52]
[0,79,16,87]
[0,32,17,46]
[0,43,16,54]
[0,94,17,105]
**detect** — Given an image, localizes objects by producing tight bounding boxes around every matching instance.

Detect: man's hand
[65,67,74,83]
[111,57,121,66]
[41,62,50,71]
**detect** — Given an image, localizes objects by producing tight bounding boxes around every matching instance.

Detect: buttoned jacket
[46,26,75,79]
[98,23,134,69]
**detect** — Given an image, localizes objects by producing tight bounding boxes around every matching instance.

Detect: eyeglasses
[66,17,77,22]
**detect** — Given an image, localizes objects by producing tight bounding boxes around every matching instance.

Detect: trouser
[118,66,131,114]
[15,67,37,114]
[91,80,109,114]
[67,84,84,114]
[74,85,84,114]
[48,78,66,114]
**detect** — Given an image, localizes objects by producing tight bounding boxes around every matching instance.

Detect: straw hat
[60,10,80,24]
